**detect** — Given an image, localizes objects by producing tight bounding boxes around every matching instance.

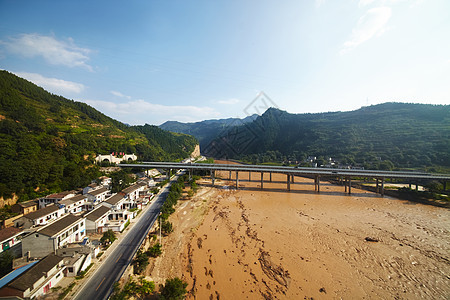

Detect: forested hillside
[160,114,257,149]
[0,71,197,201]
[204,104,450,172]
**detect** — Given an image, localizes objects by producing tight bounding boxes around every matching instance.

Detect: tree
[111,276,155,299]
[161,220,173,236]
[0,251,14,277]
[138,276,155,296]
[160,277,188,300]
[100,229,117,244]
[133,250,149,274]
[147,243,162,258]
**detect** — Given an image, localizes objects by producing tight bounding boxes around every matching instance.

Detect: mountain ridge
[159,114,258,149]
[203,103,450,172]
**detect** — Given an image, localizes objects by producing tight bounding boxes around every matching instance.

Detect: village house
[84,205,111,233]
[101,194,127,210]
[14,204,65,229]
[137,177,156,188]
[38,191,76,209]
[120,183,146,202]
[11,200,38,215]
[86,187,109,205]
[21,214,86,258]
[99,176,112,187]
[82,182,100,195]
[59,194,88,214]
[0,253,65,299]
[0,227,24,257]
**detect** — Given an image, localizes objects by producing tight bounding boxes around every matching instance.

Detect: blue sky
[1,0,449,125]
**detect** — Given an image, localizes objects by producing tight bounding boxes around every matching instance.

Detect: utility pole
[159,212,162,246]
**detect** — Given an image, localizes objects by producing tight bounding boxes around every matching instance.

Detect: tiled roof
[45,191,75,199]
[88,187,108,196]
[23,204,61,220]
[7,253,63,292]
[59,194,87,206]
[38,214,83,237]
[15,200,38,208]
[0,227,22,243]
[105,194,125,205]
[85,206,110,222]
[121,184,141,194]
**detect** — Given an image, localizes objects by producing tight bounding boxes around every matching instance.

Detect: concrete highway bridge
[120,162,450,196]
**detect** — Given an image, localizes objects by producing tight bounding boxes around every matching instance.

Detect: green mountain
[0,70,197,201]
[159,114,258,149]
[204,104,450,172]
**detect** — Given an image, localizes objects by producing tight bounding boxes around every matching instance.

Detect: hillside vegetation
[204,104,450,172]
[160,114,257,149]
[0,71,197,201]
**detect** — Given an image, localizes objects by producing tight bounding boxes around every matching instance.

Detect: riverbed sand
[149,169,449,299]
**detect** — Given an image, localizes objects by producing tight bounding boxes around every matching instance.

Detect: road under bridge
[120,162,450,196]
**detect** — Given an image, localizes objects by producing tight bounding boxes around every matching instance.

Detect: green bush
[100,229,117,244]
[147,243,162,258]
[159,277,188,300]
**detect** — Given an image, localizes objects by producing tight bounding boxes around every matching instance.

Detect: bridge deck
[121,162,450,181]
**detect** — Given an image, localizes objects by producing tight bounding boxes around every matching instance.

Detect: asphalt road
[74,177,176,300]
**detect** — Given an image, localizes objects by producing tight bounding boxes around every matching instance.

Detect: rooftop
[7,254,63,292]
[105,194,125,206]
[23,204,61,220]
[0,261,38,290]
[38,214,83,237]
[59,194,87,206]
[0,227,23,242]
[45,191,75,200]
[85,205,110,222]
[14,200,38,208]
[121,184,142,194]
[88,187,108,196]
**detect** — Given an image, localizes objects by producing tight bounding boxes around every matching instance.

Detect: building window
[68,267,74,273]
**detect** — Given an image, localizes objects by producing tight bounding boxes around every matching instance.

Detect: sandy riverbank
[148,169,450,299]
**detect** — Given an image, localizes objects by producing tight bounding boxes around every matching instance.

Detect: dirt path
[148,171,450,299]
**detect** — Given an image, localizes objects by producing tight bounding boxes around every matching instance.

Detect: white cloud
[217,98,240,105]
[83,99,221,125]
[110,90,131,99]
[1,33,92,71]
[341,6,392,54]
[359,0,377,7]
[315,0,326,7]
[14,72,85,94]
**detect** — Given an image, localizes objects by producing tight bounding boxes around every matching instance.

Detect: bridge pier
[444,181,447,192]
[229,171,231,180]
[348,177,352,194]
[314,175,320,192]
[376,178,379,193]
[249,172,251,182]
[236,171,239,189]
[270,172,272,182]
[260,172,264,189]
[291,175,294,183]
[345,178,347,193]
[189,169,192,181]
[287,174,291,191]
[211,170,215,186]
[381,177,384,196]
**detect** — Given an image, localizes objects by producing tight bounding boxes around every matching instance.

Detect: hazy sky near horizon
[1,0,449,125]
